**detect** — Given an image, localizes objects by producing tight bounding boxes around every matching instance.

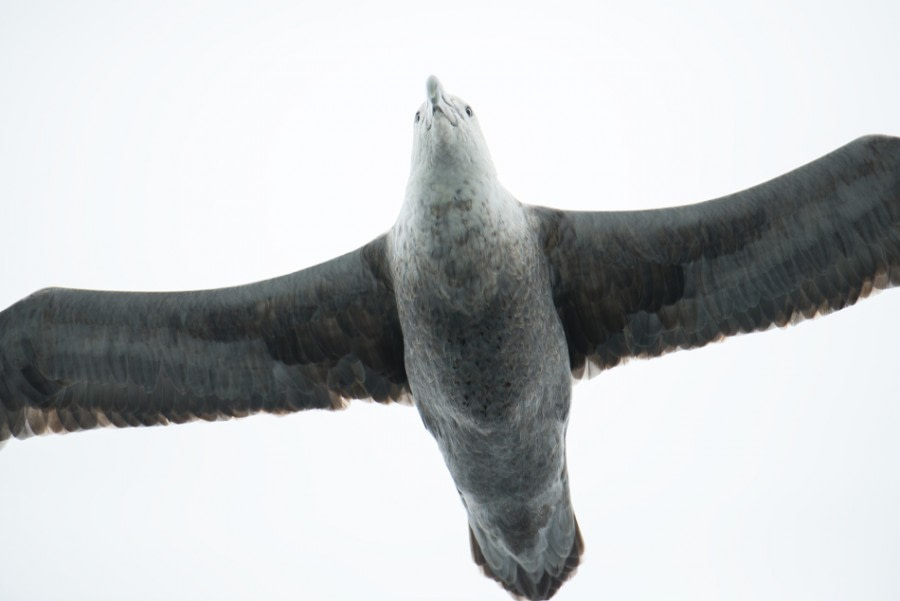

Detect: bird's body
[391,130,580,594]
[2,77,899,599]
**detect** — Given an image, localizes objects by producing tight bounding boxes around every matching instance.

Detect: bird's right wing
[0,235,408,445]
[533,135,900,377]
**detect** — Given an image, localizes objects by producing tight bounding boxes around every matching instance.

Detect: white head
[409,76,496,180]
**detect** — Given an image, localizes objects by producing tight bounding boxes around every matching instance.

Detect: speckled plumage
[2,77,900,600]
[389,77,582,597]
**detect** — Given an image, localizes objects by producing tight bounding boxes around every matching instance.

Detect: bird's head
[409,76,496,181]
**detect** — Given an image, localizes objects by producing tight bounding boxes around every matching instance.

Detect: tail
[468,507,584,600]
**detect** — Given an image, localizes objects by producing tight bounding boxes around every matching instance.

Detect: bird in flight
[2,76,898,600]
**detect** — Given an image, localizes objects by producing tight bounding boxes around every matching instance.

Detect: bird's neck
[391,166,530,312]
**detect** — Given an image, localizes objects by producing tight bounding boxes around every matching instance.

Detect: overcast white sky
[2,1,900,600]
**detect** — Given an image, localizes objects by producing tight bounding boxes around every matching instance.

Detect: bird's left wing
[532,135,900,377]
[0,235,407,445]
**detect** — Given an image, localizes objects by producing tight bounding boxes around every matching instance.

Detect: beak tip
[426,75,442,102]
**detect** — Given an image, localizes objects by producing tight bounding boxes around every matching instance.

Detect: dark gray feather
[534,135,900,376]
[0,236,407,444]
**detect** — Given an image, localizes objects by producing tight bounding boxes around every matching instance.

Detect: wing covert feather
[0,236,407,443]
[534,135,900,376]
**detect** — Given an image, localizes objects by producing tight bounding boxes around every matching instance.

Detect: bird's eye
[465,106,473,117]
[415,111,421,123]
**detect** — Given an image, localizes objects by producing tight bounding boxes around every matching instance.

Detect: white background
[2,1,900,600]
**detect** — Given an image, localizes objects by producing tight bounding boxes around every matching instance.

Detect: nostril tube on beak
[426,75,442,104]
[424,75,458,127]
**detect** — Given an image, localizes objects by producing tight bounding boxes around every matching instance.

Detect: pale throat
[392,141,530,309]
[403,146,509,238]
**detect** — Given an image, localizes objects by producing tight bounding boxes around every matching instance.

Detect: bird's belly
[401,280,572,502]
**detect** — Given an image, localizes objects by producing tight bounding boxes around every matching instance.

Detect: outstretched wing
[533,135,900,377]
[0,235,407,444]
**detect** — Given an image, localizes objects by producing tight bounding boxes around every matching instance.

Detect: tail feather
[469,517,584,600]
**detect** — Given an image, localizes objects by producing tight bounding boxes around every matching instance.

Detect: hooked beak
[425,75,458,129]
